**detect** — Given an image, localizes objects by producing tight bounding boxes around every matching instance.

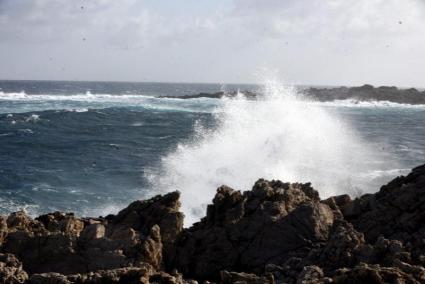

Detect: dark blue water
[0,80,424,218]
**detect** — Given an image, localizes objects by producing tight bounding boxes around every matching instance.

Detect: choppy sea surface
[0,80,424,223]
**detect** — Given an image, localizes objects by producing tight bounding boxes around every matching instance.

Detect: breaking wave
[1,90,424,116]
[148,80,397,225]
[314,99,425,109]
[0,91,220,114]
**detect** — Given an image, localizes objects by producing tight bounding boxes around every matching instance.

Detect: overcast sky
[1,0,424,87]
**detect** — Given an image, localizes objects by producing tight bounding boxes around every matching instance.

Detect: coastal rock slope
[1,164,425,283]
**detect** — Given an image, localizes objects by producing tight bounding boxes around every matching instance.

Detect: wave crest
[148,80,393,225]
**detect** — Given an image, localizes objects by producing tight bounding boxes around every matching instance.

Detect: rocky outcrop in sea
[1,164,425,283]
[161,84,425,105]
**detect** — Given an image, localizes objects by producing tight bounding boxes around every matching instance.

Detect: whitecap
[26,114,40,122]
[18,129,34,134]
[310,99,425,109]
[70,108,89,113]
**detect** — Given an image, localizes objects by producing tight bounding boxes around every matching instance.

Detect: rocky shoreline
[161,84,425,105]
[1,164,425,283]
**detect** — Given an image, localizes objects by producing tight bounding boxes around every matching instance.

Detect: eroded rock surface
[1,165,425,283]
[171,181,334,280]
[0,192,185,283]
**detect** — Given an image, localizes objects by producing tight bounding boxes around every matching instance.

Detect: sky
[0,0,424,87]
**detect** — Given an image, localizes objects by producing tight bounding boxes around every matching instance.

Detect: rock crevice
[1,165,425,283]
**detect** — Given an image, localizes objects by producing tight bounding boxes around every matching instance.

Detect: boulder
[108,191,184,246]
[342,164,425,264]
[0,192,183,275]
[36,212,85,236]
[172,180,334,280]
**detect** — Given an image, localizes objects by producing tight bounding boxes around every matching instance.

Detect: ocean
[1,80,424,224]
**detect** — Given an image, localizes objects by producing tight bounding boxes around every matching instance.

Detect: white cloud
[0,0,424,86]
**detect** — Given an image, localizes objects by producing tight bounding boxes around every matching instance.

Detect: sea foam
[149,80,391,225]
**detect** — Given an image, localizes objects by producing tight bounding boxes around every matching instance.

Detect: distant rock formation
[1,165,425,283]
[161,85,425,104]
[160,91,257,100]
[306,84,425,104]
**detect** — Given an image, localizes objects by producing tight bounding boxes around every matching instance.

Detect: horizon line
[0,78,423,90]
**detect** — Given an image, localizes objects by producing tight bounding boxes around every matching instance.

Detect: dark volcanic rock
[342,164,425,266]
[333,263,421,284]
[1,165,425,283]
[0,192,183,277]
[108,191,184,247]
[305,85,425,104]
[163,84,425,105]
[160,91,258,100]
[29,264,155,284]
[171,180,334,280]
[220,270,274,284]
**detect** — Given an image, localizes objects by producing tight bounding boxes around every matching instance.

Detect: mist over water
[149,80,391,225]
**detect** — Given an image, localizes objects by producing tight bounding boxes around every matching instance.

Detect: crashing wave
[147,80,401,225]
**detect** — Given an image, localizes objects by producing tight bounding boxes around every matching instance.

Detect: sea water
[0,80,424,225]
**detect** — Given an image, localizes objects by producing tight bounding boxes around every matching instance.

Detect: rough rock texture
[343,164,425,243]
[171,181,334,280]
[0,192,185,283]
[0,253,28,283]
[1,165,425,283]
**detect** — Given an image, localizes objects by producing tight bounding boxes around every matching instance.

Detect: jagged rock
[6,211,44,233]
[309,220,369,270]
[3,227,86,274]
[0,216,8,246]
[160,91,257,100]
[30,272,71,284]
[342,164,425,264]
[220,270,274,284]
[36,212,85,236]
[79,223,105,242]
[321,194,351,219]
[0,253,28,283]
[0,192,182,275]
[149,270,190,284]
[373,236,412,266]
[30,265,198,284]
[333,263,420,284]
[172,180,334,280]
[108,191,184,246]
[30,264,153,284]
[141,225,163,271]
[296,266,329,284]
[393,259,425,282]
[1,165,425,283]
